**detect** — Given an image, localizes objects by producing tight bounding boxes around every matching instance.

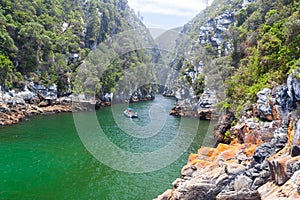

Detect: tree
[0,54,14,88]
[18,22,52,73]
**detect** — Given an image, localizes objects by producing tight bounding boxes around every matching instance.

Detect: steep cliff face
[156,0,300,198]
[165,0,258,120]
[155,69,300,200]
[166,0,300,122]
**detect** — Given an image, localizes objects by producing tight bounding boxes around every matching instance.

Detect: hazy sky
[127,0,211,30]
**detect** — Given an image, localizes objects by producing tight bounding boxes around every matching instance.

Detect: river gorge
[0,96,215,199]
[1,0,299,199]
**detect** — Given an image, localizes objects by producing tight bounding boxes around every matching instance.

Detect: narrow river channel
[0,95,215,199]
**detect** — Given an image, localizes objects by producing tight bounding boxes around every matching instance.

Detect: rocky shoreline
[169,89,218,120]
[0,101,71,126]
[156,71,300,199]
[0,81,156,126]
[0,98,112,126]
[0,95,156,126]
[169,105,217,120]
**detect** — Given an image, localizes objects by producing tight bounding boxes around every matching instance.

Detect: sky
[127,0,211,30]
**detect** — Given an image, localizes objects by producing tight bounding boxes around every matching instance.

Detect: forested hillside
[0,0,150,97]
[169,0,300,117]
[1,0,299,111]
[156,1,300,199]
[227,0,300,114]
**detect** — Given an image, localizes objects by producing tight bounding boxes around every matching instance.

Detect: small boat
[124,108,138,118]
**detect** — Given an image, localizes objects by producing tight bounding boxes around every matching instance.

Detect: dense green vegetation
[1,0,299,110]
[227,0,300,114]
[0,0,149,96]
[173,0,300,117]
[73,46,159,97]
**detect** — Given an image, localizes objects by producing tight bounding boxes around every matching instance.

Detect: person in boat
[124,108,138,118]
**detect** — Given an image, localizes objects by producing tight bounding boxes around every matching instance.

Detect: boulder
[287,71,300,101]
[181,165,197,178]
[233,175,253,191]
[216,188,261,200]
[279,71,300,111]
[154,189,172,200]
[256,88,273,121]
[169,182,219,200]
[253,143,274,163]
[198,108,216,120]
[268,153,300,186]
[258,170,300,199]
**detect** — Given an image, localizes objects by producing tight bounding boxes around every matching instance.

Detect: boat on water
[124,108,138,118]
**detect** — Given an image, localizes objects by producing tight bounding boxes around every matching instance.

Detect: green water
[0,96,214,200]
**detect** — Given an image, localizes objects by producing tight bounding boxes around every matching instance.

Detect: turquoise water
[0,96,214,199]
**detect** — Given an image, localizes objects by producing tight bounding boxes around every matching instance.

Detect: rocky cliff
[166,0,300,122]
[156,70,300,199]
[165,0,253,120]
[156,0,300,197]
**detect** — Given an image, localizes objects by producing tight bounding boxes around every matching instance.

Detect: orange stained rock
[190,142,253,163]
[239,124,264,145]
[190,159,212,167]
[211,144,235,161]
[243,144,258,156]
[230,138,239,145]
[226,159,238,163]
[216,143,231,152]
[197,147,217,161]
[188,153,198,163]
[217,150,236,162]
[188,137,259,170]
[197,161,219,170]
[211,143,236,158]
[266,114,273,121]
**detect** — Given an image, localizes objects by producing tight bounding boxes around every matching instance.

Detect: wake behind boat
[124,108,138,118]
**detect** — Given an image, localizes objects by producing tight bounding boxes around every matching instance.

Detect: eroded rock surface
[155,70,300,200]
